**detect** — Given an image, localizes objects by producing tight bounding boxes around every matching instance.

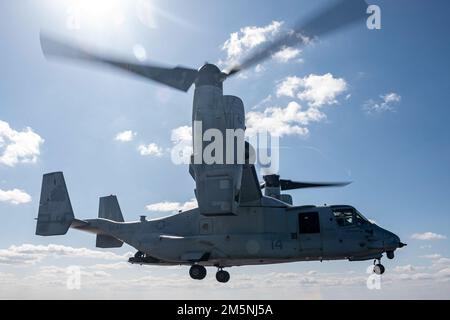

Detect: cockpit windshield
[355,210,370,224]
[332,206,369,227]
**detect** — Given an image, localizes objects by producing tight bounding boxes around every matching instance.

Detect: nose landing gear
[373,259,385,275]
[189,264,207,280]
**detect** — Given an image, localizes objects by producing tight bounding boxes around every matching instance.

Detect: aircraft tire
[216,270,230,283]
[189,265,207,280]
[373,264,385,275]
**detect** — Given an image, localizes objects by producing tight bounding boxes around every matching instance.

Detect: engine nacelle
[191,91,246,215]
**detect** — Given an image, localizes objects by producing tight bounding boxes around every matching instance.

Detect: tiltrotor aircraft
[36,0,405,283]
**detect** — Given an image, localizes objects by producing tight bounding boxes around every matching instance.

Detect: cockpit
[331,206,371,227]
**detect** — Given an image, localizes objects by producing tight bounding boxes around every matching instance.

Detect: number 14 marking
[271,240,283,250]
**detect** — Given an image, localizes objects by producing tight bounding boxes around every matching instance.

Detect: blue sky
[1,0,450,299]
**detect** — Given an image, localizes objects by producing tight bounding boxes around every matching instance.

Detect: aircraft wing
[239,164,262,204]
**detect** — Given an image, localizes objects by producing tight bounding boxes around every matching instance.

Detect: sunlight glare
[66,0,126,30]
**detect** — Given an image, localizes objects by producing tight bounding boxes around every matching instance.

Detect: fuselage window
[298,212,320,234]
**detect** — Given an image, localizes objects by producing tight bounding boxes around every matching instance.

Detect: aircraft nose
[381,229,398,247]
[387,231,406,249]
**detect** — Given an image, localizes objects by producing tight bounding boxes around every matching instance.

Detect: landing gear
[373,259,385,275]
[216,269,230,283]
[189,265,207,280]
[134,251,144,259]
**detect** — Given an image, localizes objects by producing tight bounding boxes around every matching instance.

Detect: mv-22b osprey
[36,0,405,283]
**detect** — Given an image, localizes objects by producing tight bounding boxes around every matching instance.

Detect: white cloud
[0,189,32,205]
[411,232,447,241]
[300,74,348,107]
[277,74,348,108]
[220,21,283,69]
[89,262,130,270]
[272,47,301,63]
[219,21,310,72]
[433,257,450,267]
[276,76,303,98]
[0,120,44,167]
[145,198,197,213]
[171,125,191,143]
[254,64,266,73]
[0,272,16,286]
[4,260,450,298]
[170,125,192,165]
[115,130,136,142]
[394,265,416,273]
[247,74,347,137]
[383,92,402,104]
[397,272,433,281]
[0,244,131,265]
[138,143,163,157]
[363,92,401,114]
[246,101,325,137]
[421,254,442,259]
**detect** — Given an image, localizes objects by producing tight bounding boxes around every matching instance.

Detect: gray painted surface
[35,172,401,269]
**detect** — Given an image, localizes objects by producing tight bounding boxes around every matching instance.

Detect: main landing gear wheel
[373,263,385,275]
[189,265,207,280]
[216,269,230,283]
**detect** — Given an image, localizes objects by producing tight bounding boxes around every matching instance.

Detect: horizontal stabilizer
[36,172,74,236]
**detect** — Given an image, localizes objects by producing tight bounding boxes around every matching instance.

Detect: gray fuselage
[80,196,400,268]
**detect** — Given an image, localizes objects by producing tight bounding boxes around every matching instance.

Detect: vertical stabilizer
[96,195,124,248]
[36,172,74,236]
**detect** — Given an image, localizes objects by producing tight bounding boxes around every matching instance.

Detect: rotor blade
[280,180,351,191]
[40,33,198,92]
[227,0,367,76]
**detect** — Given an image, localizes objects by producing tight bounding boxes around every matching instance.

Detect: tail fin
[96,195,123,248]
[36,172,74,236]
[98,195,124,222]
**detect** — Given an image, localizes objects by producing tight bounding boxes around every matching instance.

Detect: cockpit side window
[332,208,355,227]
[332,208,369,226]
